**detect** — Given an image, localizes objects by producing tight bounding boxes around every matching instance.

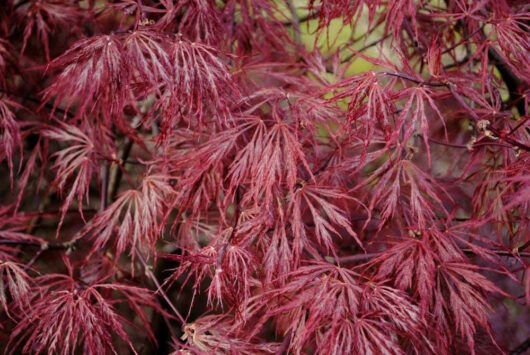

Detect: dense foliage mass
[0,0,529,354]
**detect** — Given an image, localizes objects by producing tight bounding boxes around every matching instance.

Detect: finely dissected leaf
[42,35,127,120]
[207,241,256,308]
[250,122,313,206]
[9,274,158,355]
[525,266,530,306]
[396,86,446,166]
[358,159,451,229]
[176,314,279,354]
[240,263,429,354]
[0,97,22,186]
[372,226,467,311]
[160,0,224,45]
[0,39,10,77]
[17,0,83,61]
[44,122,97,235]
[438,262,507,353]
[490,11,530,80]
[161,36,238,127]
[123,30,172,87]
[84,174,174,261]
[333,71,395,143]
[290,184,364,257]
[0,261,31,316]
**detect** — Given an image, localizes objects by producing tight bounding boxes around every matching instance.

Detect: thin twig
[331,247,530,265]
[509,337,530,355]
[508,116,529,136]
[517,240,530,253]
[135,247,186,326]
[382,72,447,87]
[448,83,480,121]
[215,188,241,270]
[463,249,530,258]
[449,85,530,152]
[441,25,484,55]
[0,88,74,119]
[275,329,293,355]
[0,239,75,250]
[339,33,392,64]
[109,139,134,201]
[286,0,301,46]
[428,137,468,149]
[487,45,526,116]
[24,248,44,270]
[334,253,380,264]
[100,161,109,211]
[279,12,318,25]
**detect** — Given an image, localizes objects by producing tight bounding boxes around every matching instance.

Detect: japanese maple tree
[0,0,529,354]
